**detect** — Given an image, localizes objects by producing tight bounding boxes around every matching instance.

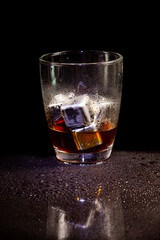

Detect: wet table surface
[0,151,160,240]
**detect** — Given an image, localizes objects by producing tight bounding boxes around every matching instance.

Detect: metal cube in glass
[39,50,123,164]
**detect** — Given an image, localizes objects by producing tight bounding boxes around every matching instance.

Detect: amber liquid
[48,117,117,153]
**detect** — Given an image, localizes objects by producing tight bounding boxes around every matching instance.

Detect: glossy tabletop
[0,151,160,240]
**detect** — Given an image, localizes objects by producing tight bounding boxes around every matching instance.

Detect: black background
[1,3,160,156]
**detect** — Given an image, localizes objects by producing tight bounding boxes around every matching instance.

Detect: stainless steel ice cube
[72,123,102,150]
[61,95,92,128]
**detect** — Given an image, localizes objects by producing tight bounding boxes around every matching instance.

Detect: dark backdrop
[1,4,159,156]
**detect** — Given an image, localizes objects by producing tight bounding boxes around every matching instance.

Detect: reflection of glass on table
[46,187,125,240]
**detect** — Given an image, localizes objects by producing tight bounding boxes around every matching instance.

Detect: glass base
[54,147,112,164]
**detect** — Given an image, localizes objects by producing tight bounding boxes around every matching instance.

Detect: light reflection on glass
[51,65,56,86]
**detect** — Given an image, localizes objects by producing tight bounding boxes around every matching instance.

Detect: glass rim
[39,50,123,66]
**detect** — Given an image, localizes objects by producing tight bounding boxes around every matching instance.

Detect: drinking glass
[39,50,123,164]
